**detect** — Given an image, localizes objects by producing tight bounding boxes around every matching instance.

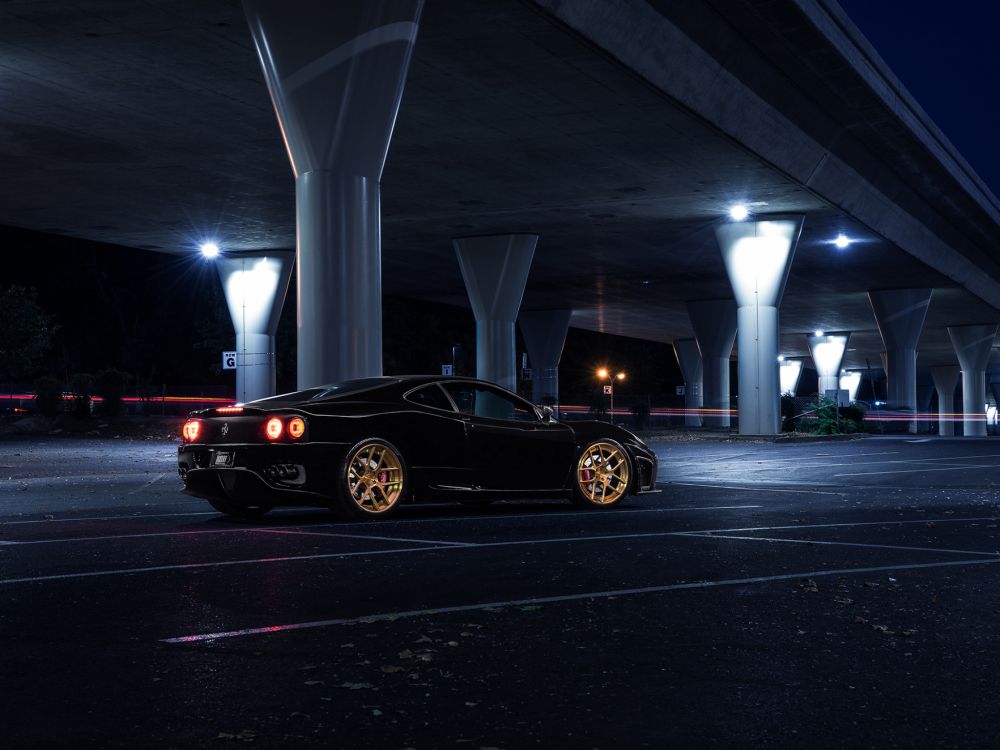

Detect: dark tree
[0,285,57,384]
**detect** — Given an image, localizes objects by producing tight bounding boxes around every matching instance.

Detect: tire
[571,439,631,509]
[207,496,272,520]
[333,438,409,520]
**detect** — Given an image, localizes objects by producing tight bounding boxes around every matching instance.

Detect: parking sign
[223,351,237,370]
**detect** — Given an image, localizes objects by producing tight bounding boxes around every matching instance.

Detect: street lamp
[596,368,626,423]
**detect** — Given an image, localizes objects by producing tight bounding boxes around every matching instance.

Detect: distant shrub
[799,396,863,435]
[781,394,796,431]
[33,376,64,417]
[94,369,130,417]
[69,372,93,417]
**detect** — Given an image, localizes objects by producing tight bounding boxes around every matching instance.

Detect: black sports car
[178,376,658,520]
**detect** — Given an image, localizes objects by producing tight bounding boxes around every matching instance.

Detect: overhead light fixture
[777,355,785,362]
[813,330,824,337]
[833,234,851,249]
[200,241,220,259]
[728,204,749,221]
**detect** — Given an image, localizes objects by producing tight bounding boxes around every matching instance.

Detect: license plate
[211,451,234,468]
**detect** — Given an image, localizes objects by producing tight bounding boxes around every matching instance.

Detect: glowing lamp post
[597,368,626,423]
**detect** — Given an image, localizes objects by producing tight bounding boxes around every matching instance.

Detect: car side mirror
[540,406,555,422]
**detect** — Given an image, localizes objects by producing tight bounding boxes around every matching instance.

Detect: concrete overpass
[1,0,998,433]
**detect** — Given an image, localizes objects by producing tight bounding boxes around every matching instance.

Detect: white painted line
[4,527,307,545]
[0,544,457,585]
[161,556,1000,643]
[668,482,842,496]
[126,472,166,496]
[0,528,756,585]
[834,464,992,477]
[685,515,1000,535]
[682,533,1000,557]
[252,529,475,547]
[0,540,19,545]
[0,471,179,489]
[0,504,760,528]
[795,453,1000,471]
[0,511,220,526]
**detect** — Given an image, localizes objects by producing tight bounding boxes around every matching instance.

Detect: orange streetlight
[596,368,626,423]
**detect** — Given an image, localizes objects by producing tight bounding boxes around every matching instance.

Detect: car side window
[443,384,537,422]
[405,384,455,412]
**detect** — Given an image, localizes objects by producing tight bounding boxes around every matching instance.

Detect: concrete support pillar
[947,324,998,437]
[244,0,424,388]
[216,251,294,404]
[779,358,804,396]
[840,370,862,403]
[715,216,802,435]
[686,300,737,429]
[672,339,703,427]
[917,379,934,433]
[931,365,960,437]
[518,309,571,407]
[868,288,932,433]
[807,333,850,397]
[454,235,537,391]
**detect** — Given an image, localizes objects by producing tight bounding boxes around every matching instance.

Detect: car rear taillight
[288,417,306,439]
[265,417,283,440]
[182,419,201,442]
[216,406,243,415]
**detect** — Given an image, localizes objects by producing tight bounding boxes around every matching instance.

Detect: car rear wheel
[334,438,408,520]
[571,440,630,508]
[207,497,272,520]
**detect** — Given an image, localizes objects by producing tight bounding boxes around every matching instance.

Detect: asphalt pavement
[2,434,1000,748]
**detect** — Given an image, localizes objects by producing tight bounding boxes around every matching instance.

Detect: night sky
[838,0,1000,195]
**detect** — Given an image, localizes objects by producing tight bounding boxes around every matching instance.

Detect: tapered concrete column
[779,358,804,396]
[244,0,424,388]
[454,235,537,391]
[868,289,932,433]
[672,339,703,426]
[807,333,850,396]
[715,216,802,435]
[931,365,960,436]
[216,251,294,404]
[840,370,862,403]
[947,324,998,437]
[686,300,737,429]
[518,309,571,407]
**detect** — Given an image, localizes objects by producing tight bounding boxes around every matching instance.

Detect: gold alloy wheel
[576,441,630,505]
[346,442,405,513]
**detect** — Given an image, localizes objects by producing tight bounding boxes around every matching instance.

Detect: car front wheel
[571,440,631,508]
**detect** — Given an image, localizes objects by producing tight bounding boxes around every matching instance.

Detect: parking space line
[0,544,459,585]
[0,511,220,525]
[0,504,762,529]
[126,472,166,496]
[252,529,475,547]
[834,464,994,477]
[668,482,841,495]
[161,556,1000,643]
[680,532,1000,557]
[0,528,769,585]
[685,516,1000,535]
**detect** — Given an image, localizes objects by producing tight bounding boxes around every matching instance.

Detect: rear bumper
[178,442,347,506]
